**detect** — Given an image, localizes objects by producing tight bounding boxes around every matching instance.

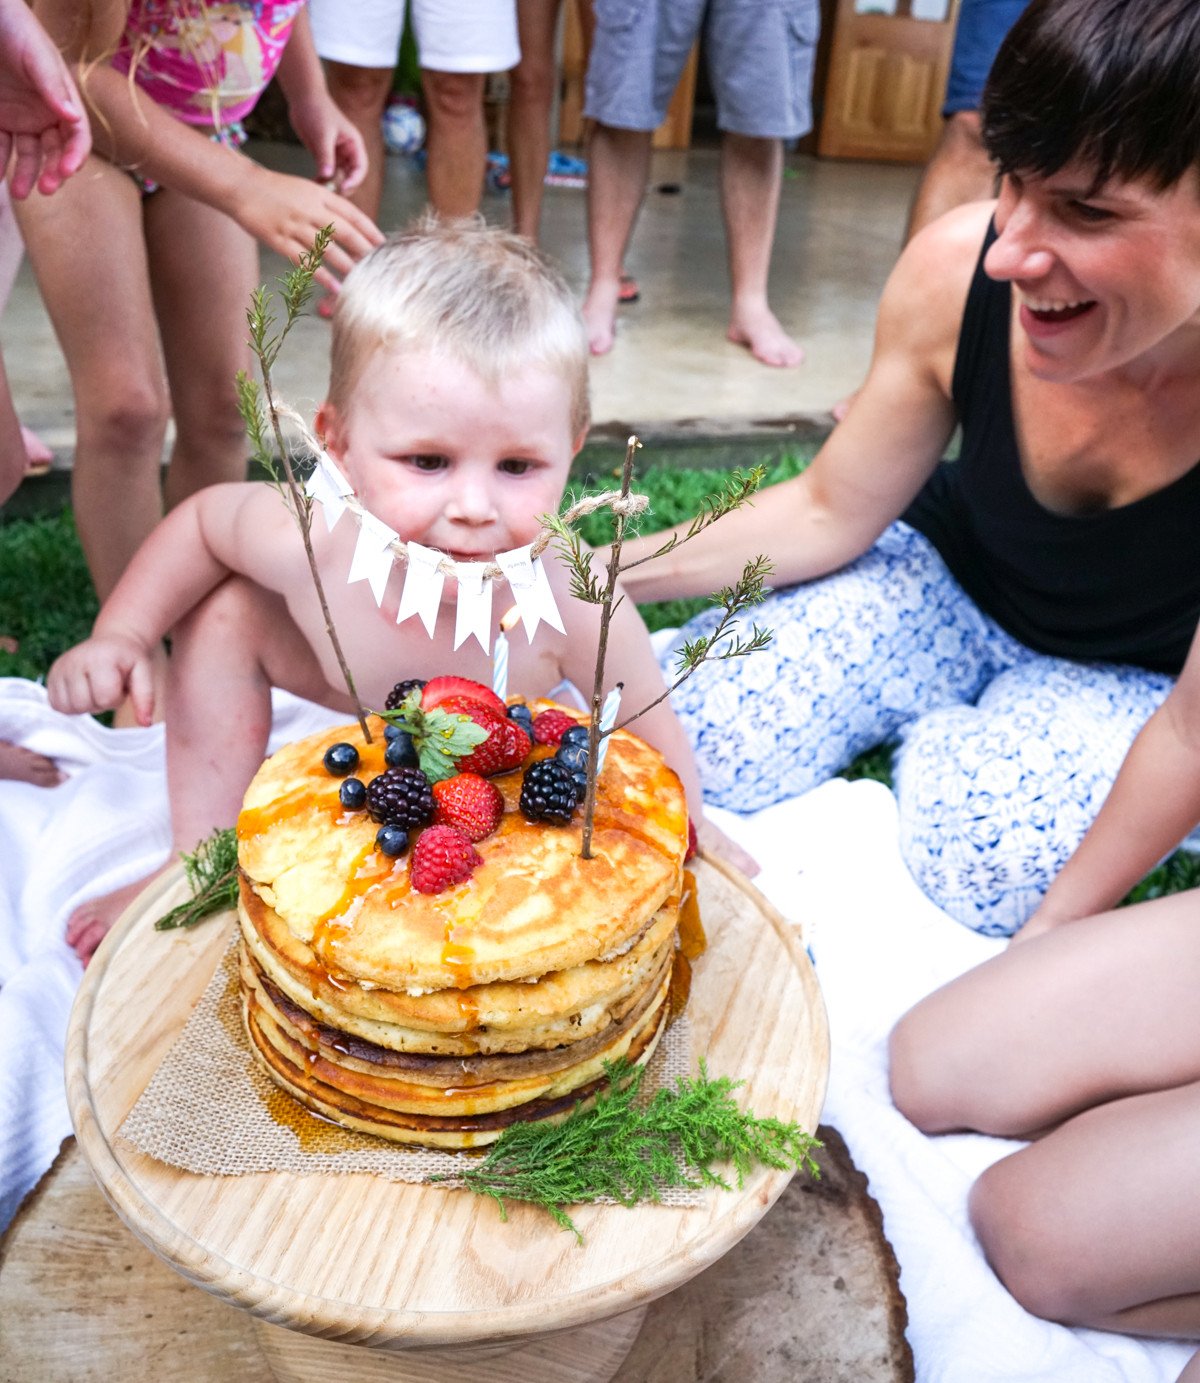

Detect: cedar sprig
[439,1058,820,1241]
[155,826,239,931]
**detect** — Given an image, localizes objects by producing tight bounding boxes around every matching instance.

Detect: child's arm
[48,484,281,724]
[559,585,759,877]
[273,8,366,196]
[1018,630,1200,942]
[32,0,381,290]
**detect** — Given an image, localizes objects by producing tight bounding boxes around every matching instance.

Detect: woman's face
[984,163,1200,384]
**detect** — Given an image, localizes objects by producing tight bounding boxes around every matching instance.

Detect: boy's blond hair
[328,215,591,438]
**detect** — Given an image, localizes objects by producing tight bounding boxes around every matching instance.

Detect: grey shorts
[585,0,819,140]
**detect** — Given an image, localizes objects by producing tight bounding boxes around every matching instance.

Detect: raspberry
[365,767,435,828]
[519,759,579,825]
[685,817,698,862]
[410,824,481,894]
[532,709,578,746]
[421,675,506,718]
[432,772,504,842]
[384,678,427,710]
[440,695,532,776]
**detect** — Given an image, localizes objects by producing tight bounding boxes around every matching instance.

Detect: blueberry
[375,824,410,857]
[506,703,534,736]
[384,730,418,769]
[571,770,588,803]
[383,723,403,741]
[555,740,590,774]
[560,724,591,749]
[339,777,367,810]
[324,742,360,776]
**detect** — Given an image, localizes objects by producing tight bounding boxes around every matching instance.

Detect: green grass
[2,465,1193,908]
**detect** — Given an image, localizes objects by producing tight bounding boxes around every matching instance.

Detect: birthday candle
[492,606,518,702]
[595,682,623,772]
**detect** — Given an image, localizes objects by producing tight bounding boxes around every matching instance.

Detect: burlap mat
[119,937,701,1202]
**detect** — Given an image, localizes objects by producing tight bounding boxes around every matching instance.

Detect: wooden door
[818,0,960,162]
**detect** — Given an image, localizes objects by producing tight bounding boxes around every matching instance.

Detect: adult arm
[31,0,381,288]
[1018,630,1200,941]
[616,204,992,603]
[0,0,90,196]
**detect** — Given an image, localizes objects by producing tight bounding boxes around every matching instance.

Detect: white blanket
[0,676,1192,1381]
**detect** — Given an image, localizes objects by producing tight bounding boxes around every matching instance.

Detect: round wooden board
[65,852,829,1353]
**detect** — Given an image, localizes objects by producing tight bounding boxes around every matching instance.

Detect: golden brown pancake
[235,701,690,1148]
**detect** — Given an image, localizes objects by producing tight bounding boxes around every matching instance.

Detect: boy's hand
[48,634,157,725]
[695,815,760,878]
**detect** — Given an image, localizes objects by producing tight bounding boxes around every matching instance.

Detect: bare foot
[582,279,620,356]
[0,739,63,786]
[65,866,168,966]
[21,425,52,475]
[727,303,805,368]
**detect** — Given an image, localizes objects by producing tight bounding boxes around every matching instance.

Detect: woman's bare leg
[508,0,562,241]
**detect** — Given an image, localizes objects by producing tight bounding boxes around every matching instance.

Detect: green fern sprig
[439,1058,820,1241]
[155,826,239,931]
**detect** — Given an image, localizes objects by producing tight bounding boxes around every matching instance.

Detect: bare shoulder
[878,200,996,358]
[195,480,301,586]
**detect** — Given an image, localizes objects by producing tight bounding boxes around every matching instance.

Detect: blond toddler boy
[49,218,748,962]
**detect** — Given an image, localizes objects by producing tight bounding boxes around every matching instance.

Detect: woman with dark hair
[620,0,1200,945]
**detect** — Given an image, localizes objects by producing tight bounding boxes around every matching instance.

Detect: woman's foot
[582,278,620,356]
[21,425,52,476]
[727,301,805,368]
[618,273,640,304]
[0,739,62,786]
[65,866,166,965]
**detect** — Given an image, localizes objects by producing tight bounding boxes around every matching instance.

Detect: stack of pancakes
[236,703,690,1149]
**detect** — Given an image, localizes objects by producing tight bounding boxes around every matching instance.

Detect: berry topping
[440,695,532,777]
[532,709,578,746]
[432,771,504,841]
[506,703,535,737]
[410,824,482,894]
[375,824,410,858]
[421,675,506,718]
[338,777,367,810]
[384,678,426,710]
[559,724,591,749]
[555,739,591,775]
[365,766,435,828]
[685,817,698,862]
[519,759,579,825]
[323,742,360,776]
[384,729,419,769]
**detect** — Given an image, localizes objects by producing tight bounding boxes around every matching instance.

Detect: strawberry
[410,824,482,894]
[420,675,506,719]
[432,772,504,842]
[685,817,698,862]
[532,708,578,746]
[440,694,532,776]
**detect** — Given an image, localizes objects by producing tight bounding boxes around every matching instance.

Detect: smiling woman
[612,0,1200,939]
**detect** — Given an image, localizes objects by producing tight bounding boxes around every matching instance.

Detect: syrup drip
[677,868,707,960]
[668,950,693,1020]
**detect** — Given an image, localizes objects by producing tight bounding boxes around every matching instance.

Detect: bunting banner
[346,511,399,607]
[303,454,354,534]
[452,561,494,654]
[495,547,567,640]
[396,541,446,637]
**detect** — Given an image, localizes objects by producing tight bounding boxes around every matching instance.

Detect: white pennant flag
[346,511,398,607]
[396,541,446,637]
[304,455,354,534]
[452,561,493,653]
[496,545,566,640]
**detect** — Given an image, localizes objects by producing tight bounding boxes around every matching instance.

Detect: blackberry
[560,724,591,750]
[506,703,534,737]
[385,678,426,710]
[519,759,579,826]
[323,742,359,776]
[366,767,434,828]
[375,824,410,857]
[384,730,418,769]
[339,777,367,810]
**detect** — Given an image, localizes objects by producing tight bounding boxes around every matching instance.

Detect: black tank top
[902,224,1200,675]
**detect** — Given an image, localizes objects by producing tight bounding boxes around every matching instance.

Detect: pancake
[235,698,691,1149]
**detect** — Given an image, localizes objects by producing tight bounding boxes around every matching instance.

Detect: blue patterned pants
[662,523,1175,935]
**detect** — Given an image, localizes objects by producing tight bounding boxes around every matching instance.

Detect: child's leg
[661,523,1005,812]
[142,187,258,510]
[13,157,170,601]
[65,577,335,964]
[895,655,1173,935]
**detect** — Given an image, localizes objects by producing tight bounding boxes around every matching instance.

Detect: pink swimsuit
[111,1,305,128]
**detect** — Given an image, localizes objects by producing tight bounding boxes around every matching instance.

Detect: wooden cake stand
[65,853,829,1383]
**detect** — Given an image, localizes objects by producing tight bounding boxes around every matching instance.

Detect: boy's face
[319,347,581,565]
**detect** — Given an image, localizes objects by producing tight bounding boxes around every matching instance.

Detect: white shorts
[309,0,519,73]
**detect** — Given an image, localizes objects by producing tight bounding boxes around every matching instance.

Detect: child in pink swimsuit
[15,1,382,721]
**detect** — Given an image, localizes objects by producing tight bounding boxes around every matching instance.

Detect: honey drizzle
[677,868,707,960]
